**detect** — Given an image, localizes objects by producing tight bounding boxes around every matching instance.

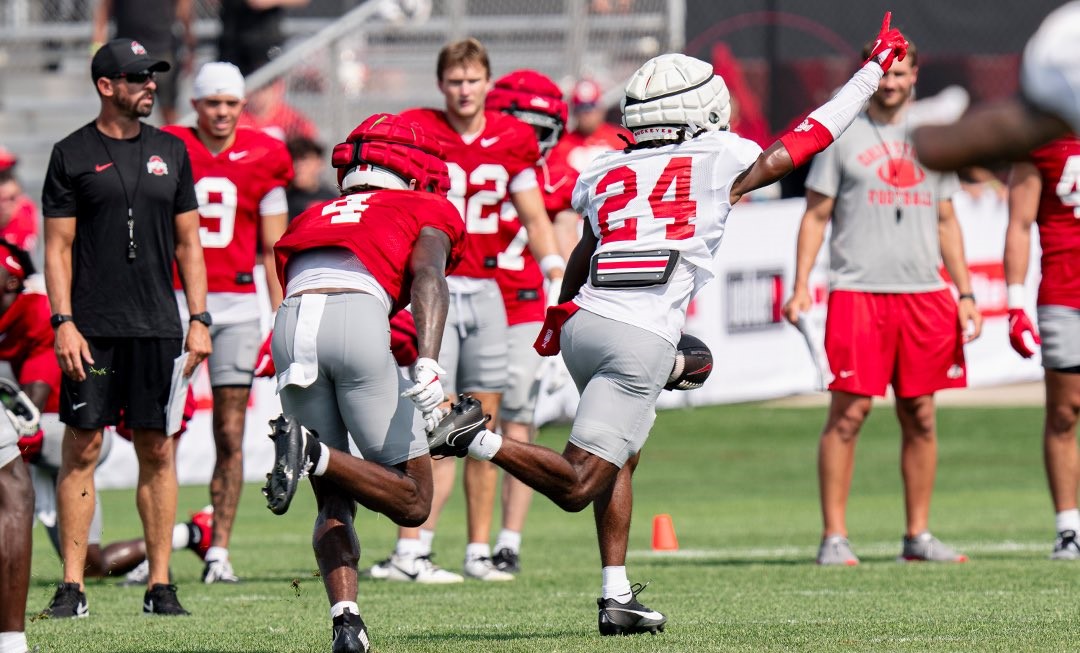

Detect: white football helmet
[621,53,731,143]
[1020,1,1080,135]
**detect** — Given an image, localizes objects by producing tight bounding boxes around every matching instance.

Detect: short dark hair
[287,136,325,161]
[862,37,918,67]
[437,38,490,81]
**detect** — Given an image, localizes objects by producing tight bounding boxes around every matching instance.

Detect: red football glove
[18,428,43,464]
[254,332,275,378]
[863,12,908,72]
[1008,308,1041,358]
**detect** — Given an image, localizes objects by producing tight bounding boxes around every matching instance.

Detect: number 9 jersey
[571,131,762,346]
[164,125,294,294]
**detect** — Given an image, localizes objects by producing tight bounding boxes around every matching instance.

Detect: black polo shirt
[42,122,198,338]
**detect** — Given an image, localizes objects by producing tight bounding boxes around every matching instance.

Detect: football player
[484,69,577,574]
[914,1,1080,170]
[1005,135,1080,560]
[370,38,565,583]
[164,61,293,583]
[261,112,466,653]
[425,15,908,635]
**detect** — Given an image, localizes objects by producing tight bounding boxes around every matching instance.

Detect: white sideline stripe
[628,540,1048,560]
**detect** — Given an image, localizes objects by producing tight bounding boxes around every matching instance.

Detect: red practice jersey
[164,126,294,293]
[274,190,467,316]
[401,109,539,279]
[0,292,60,413]
[1030,135,1080,309]
[496,157,578,325]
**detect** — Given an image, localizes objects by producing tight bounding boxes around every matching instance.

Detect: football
[665,333,713,391]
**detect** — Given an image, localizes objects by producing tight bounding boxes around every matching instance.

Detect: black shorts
[59,337,182,431]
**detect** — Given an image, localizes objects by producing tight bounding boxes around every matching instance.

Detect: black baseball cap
[91,38,171,82]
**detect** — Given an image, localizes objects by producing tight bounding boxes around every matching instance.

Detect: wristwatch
[50,313,74,329]
[189,312,213,327]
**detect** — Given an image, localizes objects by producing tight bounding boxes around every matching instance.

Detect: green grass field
[24,402,1078,652]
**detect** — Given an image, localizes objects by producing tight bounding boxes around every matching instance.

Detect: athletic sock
[1056,509,1080,533]
[0,632,28,653]
[395,538,425,558]
[465,542,491,560]
[419,529,435,556]
[602,565,632,602]
[330,601,360,619]
[495,529,521,554]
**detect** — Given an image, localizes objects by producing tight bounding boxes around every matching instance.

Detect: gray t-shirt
[805,113,960,293]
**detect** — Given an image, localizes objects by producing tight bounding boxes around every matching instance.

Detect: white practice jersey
[571,130,762,345]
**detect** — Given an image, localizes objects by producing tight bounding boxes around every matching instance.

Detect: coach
[40,38,210,617]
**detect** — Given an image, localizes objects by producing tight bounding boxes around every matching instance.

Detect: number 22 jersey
[571,131,762,345]
[401,108,539,281]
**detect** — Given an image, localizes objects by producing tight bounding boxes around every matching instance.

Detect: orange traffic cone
[651,514,679,551]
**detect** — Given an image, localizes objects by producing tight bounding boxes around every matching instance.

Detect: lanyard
[94,127,145,261]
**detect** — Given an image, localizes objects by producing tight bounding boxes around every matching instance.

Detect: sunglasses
[111,70,156,85]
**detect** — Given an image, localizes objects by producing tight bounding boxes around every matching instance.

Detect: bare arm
[175,0,196,70]
[937,198,982,342]
[730,142,797,205]
[44,217,93,381]
[260,211,287,311]
[914,99,1068,172]
[174,208,211,374]
[91,0,113,46]
[558,224,598,304]
[408,227,452,361]
[1004,161,1040,287]
[781,191,834,324]
[512,186,564,281]
[552,209,580,261]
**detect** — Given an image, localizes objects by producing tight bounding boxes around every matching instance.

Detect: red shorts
[824,289,966,398]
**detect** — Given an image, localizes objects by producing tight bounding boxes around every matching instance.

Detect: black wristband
[189,312,213,327]
[958,293,976,302]
[50,314,74,329]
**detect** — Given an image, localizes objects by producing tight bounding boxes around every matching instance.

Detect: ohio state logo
[130,41,147,55]
[146,155,168,176]
[876,158,925,188]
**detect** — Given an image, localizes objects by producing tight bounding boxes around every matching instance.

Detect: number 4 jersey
[274,190,467,317]
[1030,134,1080,309]
[165,125,294,297]
[571,130,762,345]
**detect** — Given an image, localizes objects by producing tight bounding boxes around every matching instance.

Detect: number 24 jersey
[571,130,762,345]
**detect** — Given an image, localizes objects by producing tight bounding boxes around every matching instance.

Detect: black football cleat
[262,414,321,515]
[42,582,89,618]
[492,547,521,574]
[597,582,667,636]
[142,583,190,616]
[426,396,488,458]
[332,610,371,653]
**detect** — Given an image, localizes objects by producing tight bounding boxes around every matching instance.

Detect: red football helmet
[332,113,450,195]
[487,70,568,154]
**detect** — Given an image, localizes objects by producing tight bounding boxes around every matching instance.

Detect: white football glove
[536,354,572,395]
[402,357,447,414]
[0,378,41,437]
[420,405,449,434]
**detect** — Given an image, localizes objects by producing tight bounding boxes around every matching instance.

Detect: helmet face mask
[510,110,563,152]
[621,53,731,143]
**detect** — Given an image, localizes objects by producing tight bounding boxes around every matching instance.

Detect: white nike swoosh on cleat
[607,607,664,620]
[76,602,89,616]
[143,601,153,612]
